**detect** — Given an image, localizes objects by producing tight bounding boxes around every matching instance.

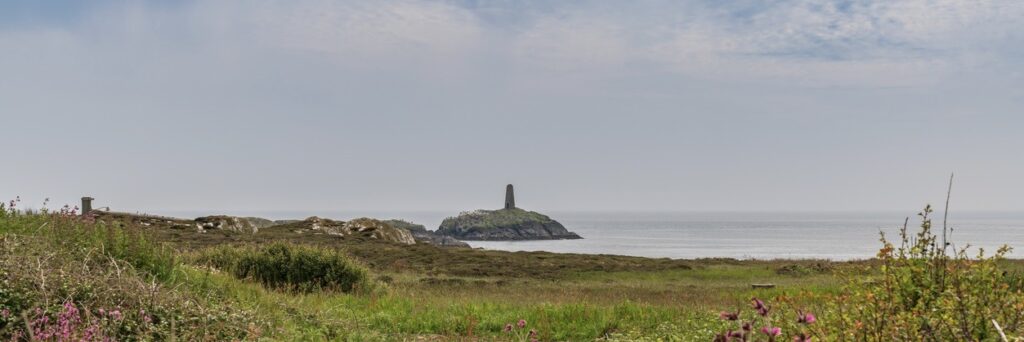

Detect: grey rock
[384,219,470,248]
[437,208,582,241]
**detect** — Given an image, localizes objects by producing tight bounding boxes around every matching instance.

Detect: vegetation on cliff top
[438,208,561,233]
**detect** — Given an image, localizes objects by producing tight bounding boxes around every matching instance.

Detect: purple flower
[793,332,812,342]
[504,323,513,333]
[529,329,537,337]
[797,311,816,324]
[517,319,527,328]
[752,298,765,310]
[761,326,782,337]
[752,298,770,316]
[1,308,9,319]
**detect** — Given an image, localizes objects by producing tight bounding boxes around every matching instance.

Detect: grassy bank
[3,204,1022,340]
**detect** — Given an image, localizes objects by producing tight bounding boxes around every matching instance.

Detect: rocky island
[437,185,582,240]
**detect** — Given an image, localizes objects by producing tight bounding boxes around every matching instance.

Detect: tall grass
[0,206,262,341]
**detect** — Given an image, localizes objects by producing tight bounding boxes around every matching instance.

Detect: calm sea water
[159,210,1024,260]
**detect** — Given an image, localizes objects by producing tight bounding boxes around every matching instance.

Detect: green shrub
[795,205,1024,341]
[193,242,370,293]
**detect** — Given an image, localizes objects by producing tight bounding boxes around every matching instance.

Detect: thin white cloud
[635,0,1024,86]
[241,1,483,59]
[511,14,628,71]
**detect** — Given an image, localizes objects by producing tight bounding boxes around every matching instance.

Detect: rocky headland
[437,208,581,241]
[91,211,458,247]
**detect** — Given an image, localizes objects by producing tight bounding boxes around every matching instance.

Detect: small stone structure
[81,197,94,216]
[505,184,515,209]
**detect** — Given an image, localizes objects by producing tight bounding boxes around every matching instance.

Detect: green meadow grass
[9,209,1005,341]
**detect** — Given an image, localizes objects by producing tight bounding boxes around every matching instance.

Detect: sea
[159,210,1024,261]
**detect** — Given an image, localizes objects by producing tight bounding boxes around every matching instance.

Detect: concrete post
[81,197,93,216]
[505,184,515,209]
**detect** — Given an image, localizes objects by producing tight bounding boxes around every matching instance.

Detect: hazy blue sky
[2,0,1023,213]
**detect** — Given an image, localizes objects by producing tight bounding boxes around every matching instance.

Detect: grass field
[2,208,1020,341]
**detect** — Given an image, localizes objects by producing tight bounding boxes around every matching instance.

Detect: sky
[2,0,1023,214]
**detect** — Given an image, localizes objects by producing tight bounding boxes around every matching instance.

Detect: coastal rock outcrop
[289,217,417,245]
[437,208,581,241]
[384,219,470,248]
[194,216,262,233]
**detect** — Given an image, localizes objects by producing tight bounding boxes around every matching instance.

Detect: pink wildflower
[761,326,782,337]
[752,298,770,316]
[504,323,513,333]
[797,311,816,324]
[517,319,526,328]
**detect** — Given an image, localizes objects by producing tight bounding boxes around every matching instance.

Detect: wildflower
[793,332,812,342]
[742,322,752,332]
[761,326,782,337]
[109,309,122,321]
[752,298,770,316]
[752,298,765,310]
[529,329,537,337]
[719,310,740,321]
[504,323,513,333]
[797,311,816,324]
[517,319,526,328]
[83,324,99,341]
[1,308,9,319]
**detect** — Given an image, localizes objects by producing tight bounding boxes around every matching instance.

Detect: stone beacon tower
[81,196,94,216]
[505,184,515,209]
